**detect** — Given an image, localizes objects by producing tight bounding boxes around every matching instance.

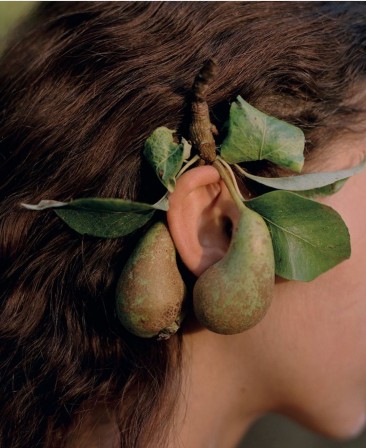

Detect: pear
[193,202,275,335]
[116,221,186,339]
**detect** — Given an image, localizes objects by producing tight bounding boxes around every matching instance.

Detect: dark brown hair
[1,2,366,447]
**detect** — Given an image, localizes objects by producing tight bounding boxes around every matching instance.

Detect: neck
[173,322,272,448]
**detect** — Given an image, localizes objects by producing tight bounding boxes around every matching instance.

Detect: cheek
[257,170,366,436]
[263,275,366,438]
[316,168,366,373]
[273,268,366,386]
[283,168,366,383]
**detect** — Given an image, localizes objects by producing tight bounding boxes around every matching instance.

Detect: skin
[66,116,366,448]
[172,128,366,447]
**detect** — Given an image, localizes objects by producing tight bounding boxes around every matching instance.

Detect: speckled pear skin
[193,205,275,335]
[116,221,186,339]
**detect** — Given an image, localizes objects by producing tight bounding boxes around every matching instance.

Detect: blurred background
[0,1,35,47]
[1,2,366,447]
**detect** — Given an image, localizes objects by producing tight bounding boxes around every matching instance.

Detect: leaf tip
[19,199,68,210]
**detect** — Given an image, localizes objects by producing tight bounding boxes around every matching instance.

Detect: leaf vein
[262,216,320,250]
[259,117,267,160]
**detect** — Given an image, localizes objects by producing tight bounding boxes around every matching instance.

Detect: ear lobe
[167,165,240,277]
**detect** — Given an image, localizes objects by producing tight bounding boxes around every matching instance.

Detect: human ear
[167,165,240,277]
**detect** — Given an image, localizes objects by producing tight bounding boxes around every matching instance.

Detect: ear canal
[193,204,275,335]
[115,221,186,340]
[167,165,241,277]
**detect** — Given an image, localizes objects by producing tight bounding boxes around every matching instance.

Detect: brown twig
[189,58,218,164]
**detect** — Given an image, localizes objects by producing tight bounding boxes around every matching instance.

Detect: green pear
[116,221,186,339]
[193,203,275,335]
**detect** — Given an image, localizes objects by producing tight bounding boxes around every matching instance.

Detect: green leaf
[21,198,160,238]
[144,127,186,192]
[234,156,366,192]
[220,96,305,172]
[246,191,351,281]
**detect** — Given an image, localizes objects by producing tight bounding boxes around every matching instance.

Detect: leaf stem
[212,159,245,210]
[233,163,248,178]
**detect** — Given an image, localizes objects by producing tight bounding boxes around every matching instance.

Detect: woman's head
[1,2,366,447]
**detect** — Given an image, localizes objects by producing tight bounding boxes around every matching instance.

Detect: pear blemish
[115,221,186,339]
[192,160,275,334]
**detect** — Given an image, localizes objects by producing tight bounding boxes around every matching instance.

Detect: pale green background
[1,2,366,447]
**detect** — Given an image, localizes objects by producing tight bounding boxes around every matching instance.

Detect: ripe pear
[193,203,275,335]
[116,221,186,339]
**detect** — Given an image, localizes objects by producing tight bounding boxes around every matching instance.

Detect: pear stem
[212,160,246,210]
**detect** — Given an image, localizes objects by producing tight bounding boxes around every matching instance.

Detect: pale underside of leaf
[295,179,348,199]
[20,199,68,210]
[153,193,169,211]
[246,191,351,281]
[234,156,366,193]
